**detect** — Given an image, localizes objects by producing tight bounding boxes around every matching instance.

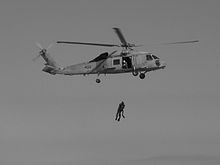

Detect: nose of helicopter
[160,61,167,69]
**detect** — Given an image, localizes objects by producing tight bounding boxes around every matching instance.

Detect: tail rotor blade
[35,42,53,51]
[36,42,43,50]
[33,42,42,62]
[32,54,41,62]
[33,42,50,62]
[47,43,53,50]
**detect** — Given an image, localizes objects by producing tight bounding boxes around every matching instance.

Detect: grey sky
[0,0,220,165]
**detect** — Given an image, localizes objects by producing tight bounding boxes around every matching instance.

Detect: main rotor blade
[57,41,119,47]
[163,40,199,45]
[113,27,128,45]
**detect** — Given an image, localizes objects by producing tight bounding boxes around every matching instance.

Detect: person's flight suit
[115,101,125,121]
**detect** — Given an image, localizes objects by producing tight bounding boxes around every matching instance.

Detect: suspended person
[115,101,125,121]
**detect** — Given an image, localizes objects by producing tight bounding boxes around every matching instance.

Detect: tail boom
[42,65,58,75]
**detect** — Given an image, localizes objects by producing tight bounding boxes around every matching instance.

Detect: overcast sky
[0,0,220,165]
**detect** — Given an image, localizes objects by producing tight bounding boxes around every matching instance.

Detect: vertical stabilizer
[34,43,59,69]
[39,49,59,68]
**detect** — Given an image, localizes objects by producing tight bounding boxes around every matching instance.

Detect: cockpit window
[152,55,159,59]
[146,55,153,61]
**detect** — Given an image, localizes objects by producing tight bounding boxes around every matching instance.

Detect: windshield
[146,54,153,61]
[152,55,159,59]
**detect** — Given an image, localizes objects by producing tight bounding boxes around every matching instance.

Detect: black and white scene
[0,0,220,165]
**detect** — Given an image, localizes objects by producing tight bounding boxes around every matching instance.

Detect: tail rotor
[33,42,53,62]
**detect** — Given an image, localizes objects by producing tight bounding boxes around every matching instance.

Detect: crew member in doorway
[122,60,128,69]
[115,101,125,121]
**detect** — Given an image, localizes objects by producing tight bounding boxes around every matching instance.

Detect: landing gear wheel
[132,71,139,76]
[139,73,145,79]
[96,78,101,83]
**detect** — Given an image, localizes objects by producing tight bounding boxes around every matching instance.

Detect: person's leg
[115,112,118,120]
[117,113,121,121]
[115,110,120,120]
[122,110,125,118]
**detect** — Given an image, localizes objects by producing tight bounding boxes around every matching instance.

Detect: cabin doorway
[122,57,132,69]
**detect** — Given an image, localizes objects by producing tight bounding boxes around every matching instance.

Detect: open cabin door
[122,56,132,69]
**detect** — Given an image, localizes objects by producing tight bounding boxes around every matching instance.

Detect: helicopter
[34,28,198,83]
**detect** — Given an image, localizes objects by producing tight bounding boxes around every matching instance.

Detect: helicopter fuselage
[50,52,166,77]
